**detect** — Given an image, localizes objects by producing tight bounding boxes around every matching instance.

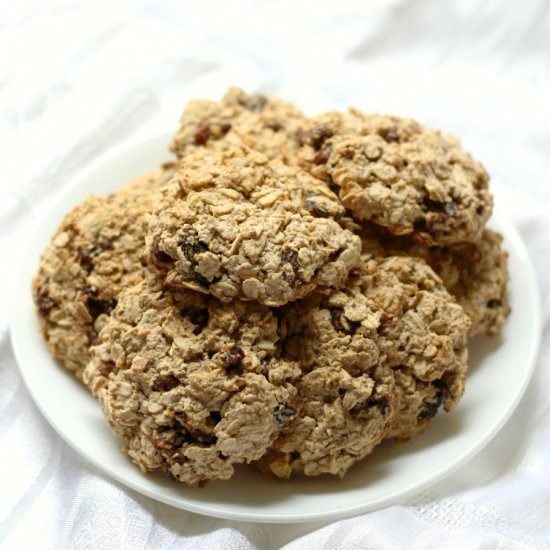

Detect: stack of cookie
[33,88,510,485]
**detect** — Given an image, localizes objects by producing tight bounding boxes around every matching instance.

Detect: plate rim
[10,133,542,523]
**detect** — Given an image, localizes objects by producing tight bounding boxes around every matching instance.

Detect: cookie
[360,224,510,337]
[32,167,173,378]
[84,276,299,485]
[171,87,306,165]
[364,255,470,439]
[257,292,394,479]
[147,147,362,306]
[298,111,493,245]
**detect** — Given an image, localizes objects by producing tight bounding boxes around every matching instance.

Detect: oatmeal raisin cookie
[171,87,305,165]
[299,111,492,245]
[32,167,173,378]
[147,147,361,306]
[84,276,299,485]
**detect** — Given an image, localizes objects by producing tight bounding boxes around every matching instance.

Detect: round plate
[11,134,541,523]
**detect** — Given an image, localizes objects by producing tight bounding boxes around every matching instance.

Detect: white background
[1,1,550,548]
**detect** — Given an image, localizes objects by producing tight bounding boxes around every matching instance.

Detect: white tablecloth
[1,1,550,548]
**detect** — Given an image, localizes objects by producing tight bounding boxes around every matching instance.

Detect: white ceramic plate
[11,134,541,523]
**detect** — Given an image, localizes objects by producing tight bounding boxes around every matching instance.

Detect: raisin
[94,240,114,251]
[209,411,222,423]
[153,418,217,451]
[171,454,187,466]
[380,128,400,143]
[180,237,211,286]
[369,397,389,415]
[194,272,211,288]
[86,297,117,320]
[350,397,389,416]
[172,431,189,448]
[36,290,54,317]
[328,250,341,262]
[487,298,502,309]
[413,218,428,232]
[432,378,449,395]
[180,237,208,262]
[281,249,301,287]
[418,390,444,420]
[180,307,209,334]
[328,176,339,194]
[77,241,114,271]
[222,347,245,373]
[273,404,295,426]
[305,125,334,150]
[194,123,212,145]
[153,374,179,392]
[329,307,360,335]
[313,144,332,165]
[174,414,218,445]
[194,121,232,145]
[77,248,93,271]
[424,198,460,217]
[304,194,330,218]
[290,451,300,461]
[323,394,337,404]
